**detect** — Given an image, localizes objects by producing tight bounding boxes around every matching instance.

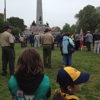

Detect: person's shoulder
[93,33,100,36]
[43,75,50,80]
[38,75,50,91]
[54,88,79,100]
[69,37,73,41]
[8,76,18,88]
[41,75,50,86]
[7,32,12,37]
[53,90,79,100]
[90,34,93,36]
[53,93,63,100]
[6,31,10,34]
[2,31,9,35]
[9,76,17,83]
[66,93,79,100]
[42,34,45,36]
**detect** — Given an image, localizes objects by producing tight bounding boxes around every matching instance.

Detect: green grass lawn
[0,43,100,100]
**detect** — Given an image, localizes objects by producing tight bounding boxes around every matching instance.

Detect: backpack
[67,39,75,54]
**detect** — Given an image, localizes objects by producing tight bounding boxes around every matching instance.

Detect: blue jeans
[62,54,72,66]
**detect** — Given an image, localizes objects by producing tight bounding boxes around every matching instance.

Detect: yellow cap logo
[64,67,81,81]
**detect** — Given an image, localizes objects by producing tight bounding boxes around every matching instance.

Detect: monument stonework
[36,0,43,26]
[24,0,59,34]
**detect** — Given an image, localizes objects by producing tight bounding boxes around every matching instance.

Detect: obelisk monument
[36,0,43,26]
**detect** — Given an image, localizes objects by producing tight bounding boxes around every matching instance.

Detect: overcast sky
[0,0,100,29]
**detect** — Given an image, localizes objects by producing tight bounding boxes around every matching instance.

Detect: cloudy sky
[0,0,100,29]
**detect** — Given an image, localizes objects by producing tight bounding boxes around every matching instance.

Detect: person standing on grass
[56,32,62,48]
[19,35,24,47]
[8,48,51,100]
[41,28,54,68]
[30,32,34,47]
[74,32,80,51]
[53,67,90,100]
[84,31,93,51]
[0,26,15,76]
[34,32,40,48]
[61,32,75,67]
[93,29,100,54]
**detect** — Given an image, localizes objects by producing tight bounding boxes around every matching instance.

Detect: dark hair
[44,28,51,32]
[14,48,44,77]
[60,84,74,93]
[62,32,71,37]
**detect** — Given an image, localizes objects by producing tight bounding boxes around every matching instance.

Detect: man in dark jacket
[93,29,100,54]
[30,32,34,47]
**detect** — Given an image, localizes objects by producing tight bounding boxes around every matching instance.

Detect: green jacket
[8,75,50,100]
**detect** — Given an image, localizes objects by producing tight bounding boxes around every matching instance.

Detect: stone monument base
[30,26,49,34]
[23,25,60,36]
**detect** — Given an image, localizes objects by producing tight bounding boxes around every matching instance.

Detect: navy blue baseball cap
[57,67,90,86]
[5,26,13,29]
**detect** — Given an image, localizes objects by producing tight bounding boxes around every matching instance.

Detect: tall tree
[96,7,100,15]
[69,24,77,34]
[12,27,21,36]
[97,24,100,32]
[62,23,70,33]
[52,26,61,31]
[75,5,100,33]
[0,13,5,33]
[7,17,26,31]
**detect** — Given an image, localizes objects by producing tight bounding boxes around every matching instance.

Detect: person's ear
[67,85,73,92]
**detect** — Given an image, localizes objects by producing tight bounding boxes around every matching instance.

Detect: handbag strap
[67,39,70,43]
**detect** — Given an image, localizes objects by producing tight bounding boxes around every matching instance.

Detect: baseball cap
[87,31,90,33]
[57,67,90,86]
[5,26,13,29]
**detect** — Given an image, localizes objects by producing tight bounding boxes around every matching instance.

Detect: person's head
[14,48,44,77]
[95,29,98,33]
[5,26,13,33]
[57,67,90,93]
[87,31,90,33]
[44,28,51,33]
[63,32,71,37]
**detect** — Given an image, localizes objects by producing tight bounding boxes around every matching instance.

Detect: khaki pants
[94,40,100,54]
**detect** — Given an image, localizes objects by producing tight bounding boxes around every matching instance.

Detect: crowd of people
[15,32,41,48]
[1,26,100,100]
[74,29,100,54]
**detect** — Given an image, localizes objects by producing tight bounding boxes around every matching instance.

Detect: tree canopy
[7,17,26,32]
[12,27,21,36]
[0,13,5,33]
[69,24,77,34]
[0,14,26,35]
[75,5,100,33]
[62,23,70,33]
[61,5,100,34]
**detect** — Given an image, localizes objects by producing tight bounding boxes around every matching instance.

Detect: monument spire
[36,0,43,26]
